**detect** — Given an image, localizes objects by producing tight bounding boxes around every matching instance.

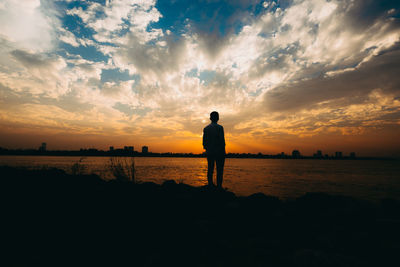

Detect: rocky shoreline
[2,166,399,266]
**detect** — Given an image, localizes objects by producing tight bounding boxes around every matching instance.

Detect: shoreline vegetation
[2,165,399,266]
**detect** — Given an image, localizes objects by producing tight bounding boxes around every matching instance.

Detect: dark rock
[1,166,398,267]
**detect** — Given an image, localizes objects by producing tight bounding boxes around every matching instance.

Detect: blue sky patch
[199,70,217,86]
[101,69,140,84]
[185,68,199,78]
[60,43,108,62]
[113,102,152,117]
[62,14,96,39]
[153,0,263,37]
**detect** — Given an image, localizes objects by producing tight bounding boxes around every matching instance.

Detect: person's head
[210,111,219,123]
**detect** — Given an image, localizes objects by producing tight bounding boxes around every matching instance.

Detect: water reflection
[0,156,399,201]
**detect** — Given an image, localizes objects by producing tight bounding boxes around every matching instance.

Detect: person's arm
[202,128,207,150]
[221,126,225,147]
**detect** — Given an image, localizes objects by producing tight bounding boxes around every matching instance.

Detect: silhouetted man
[203,111,226,189]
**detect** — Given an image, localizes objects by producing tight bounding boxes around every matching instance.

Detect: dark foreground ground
[1,166,399,267]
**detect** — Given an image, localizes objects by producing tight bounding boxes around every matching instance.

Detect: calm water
[1,155,399,201]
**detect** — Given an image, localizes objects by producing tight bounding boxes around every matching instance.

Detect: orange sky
[1,121,399,157]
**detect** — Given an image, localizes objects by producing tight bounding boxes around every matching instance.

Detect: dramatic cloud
[0,0,399,156]
[0,0,58,51]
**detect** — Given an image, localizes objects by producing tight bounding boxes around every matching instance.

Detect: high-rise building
[142,146,148,154]
[39,142,47,151]
[335,151,343,158]
[350,152,356,158]
[314,150,322,158]
[124,146,134,152]
[109,146,114,151]
[292,150,301,158]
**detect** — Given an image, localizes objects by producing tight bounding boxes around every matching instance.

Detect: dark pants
[207,154,225,188]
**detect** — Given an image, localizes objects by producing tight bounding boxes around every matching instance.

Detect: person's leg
[207,155,215,186]
[216,156,225,188]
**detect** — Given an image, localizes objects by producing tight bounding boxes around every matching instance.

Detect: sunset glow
[0,0,399,156]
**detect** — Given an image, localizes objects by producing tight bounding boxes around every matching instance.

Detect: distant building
[350,152,356,158]
[335,151,343,158]
[292,150,301,158]
[39,142,47,151]
[313,150,322,158]
[142,146,148,154]
[277,152,285,158]
[124,146,134,152]
[109,146,114,151]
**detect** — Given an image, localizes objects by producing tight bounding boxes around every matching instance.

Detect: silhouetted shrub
[109,156,136,182]
[70,157,86,175]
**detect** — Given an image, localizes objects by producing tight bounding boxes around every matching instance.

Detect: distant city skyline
[0,142,364,158]
[0,1,399,157]
[0,134,398,157]
[1,146,364,160]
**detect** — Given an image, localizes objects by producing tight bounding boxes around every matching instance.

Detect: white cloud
[58,28,80,47]
[68,0,161,43]
[0,0,58,52]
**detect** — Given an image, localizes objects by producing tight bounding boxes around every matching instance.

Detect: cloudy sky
[0,0,399,156]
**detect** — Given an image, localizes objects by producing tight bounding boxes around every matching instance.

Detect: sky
[0,0,399,156]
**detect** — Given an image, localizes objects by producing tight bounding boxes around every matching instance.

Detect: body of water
[1,155,399,201]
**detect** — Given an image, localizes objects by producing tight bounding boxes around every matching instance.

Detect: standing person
[203,111,226,189]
